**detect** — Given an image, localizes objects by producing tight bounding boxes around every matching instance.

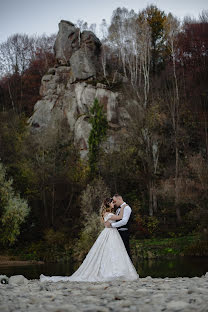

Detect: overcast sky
[1,0,208,42]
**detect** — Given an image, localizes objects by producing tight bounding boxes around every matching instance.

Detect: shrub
[142,215,160,237]
[0,162,30,246]
[73,177,110,262]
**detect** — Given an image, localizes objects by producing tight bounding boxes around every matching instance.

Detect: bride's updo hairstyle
[100,197,113,223]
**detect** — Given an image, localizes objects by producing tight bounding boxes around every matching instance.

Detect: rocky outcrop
[54,20,80,63]
[54,20,101,80]
[29,20,130,158]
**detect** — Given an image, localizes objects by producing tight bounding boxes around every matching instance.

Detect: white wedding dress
[40,213,139,282]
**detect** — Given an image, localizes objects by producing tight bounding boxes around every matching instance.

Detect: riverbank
[2,234,201,264]
[0,274,208,312]
[131,234,204,259]
[0,256,44,266]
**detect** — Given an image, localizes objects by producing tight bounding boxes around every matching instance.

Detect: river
[0,256,208,279]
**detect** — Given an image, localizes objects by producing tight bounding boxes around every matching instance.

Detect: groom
[105,194,132,258]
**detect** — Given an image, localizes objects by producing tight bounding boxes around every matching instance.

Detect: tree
[127,97,164,217]
[136,18,151,106]
[100,19,110,80]
[0,34,35,76]
[0,33,56,77]
[0,33,56,115]
[0,111,86,234]
[199,9,208,23]
[164,13,182,223]
[138,5,167,73]
[108,7,140,85]
[26,121,87,229]
[76,19,89,32]
[0,162,30,245]
[88,98,108,175]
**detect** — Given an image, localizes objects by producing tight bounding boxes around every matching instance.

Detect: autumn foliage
[0,7,208,252]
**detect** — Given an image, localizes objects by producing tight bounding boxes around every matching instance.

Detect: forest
[0,5,208,262]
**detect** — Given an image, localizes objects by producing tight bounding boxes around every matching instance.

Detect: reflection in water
[0,262,74,280]
[138,256,208,278]
[0,256,208,279]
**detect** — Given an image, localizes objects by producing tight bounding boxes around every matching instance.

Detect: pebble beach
[0,274,208,312]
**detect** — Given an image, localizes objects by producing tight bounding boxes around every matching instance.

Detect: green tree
[88,98,108,175]
[0,162,30,245]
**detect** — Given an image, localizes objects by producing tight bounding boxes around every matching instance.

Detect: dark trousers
[118,230,131,259]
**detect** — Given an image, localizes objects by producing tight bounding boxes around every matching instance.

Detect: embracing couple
[40,194,139,282]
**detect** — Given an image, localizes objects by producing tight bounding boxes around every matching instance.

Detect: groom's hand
[105,221,111,228]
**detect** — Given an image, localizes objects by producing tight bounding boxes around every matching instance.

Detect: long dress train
[40,213,139,282]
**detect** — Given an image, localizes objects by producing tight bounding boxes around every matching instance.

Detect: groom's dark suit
[111,203,132,258]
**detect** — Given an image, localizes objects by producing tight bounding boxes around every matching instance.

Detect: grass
[130,234,200,259]
[2,234,205,263]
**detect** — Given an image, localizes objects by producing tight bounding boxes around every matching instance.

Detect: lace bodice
[104,212,116,224]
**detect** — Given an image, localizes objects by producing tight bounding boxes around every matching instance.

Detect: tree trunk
[51,182,55,226]
[175,142,182,223]
[172,39,182,224]
[43,188,48,221]
[8,81,15,111]
[149,179,157,216]
[153,186,157,213]
[148,179,154,216]
[204,114,208,159]
[42,151,48,225]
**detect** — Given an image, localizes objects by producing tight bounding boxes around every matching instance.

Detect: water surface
[0,256,208,279]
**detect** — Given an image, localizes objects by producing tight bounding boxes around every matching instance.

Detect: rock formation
[54,20,101,80]
[29,20,130,158]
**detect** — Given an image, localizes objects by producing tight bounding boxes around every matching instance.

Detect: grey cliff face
[29,20,130,158]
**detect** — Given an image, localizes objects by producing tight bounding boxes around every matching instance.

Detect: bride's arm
[108,205,126,221]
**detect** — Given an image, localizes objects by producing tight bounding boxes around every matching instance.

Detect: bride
[40,197,139,282]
